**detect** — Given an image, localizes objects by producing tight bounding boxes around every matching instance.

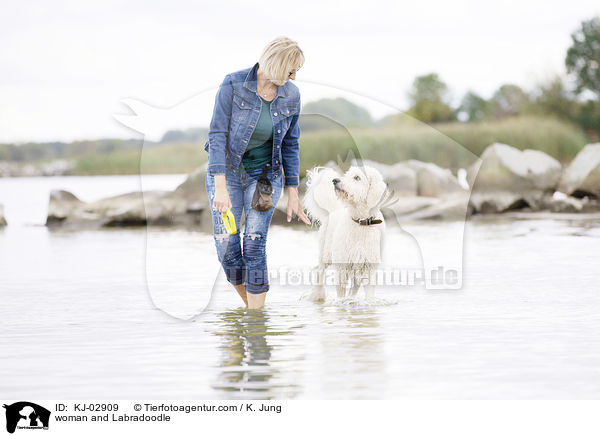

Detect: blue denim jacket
[204,62,301,187]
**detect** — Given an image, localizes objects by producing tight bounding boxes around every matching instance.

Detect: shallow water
[1,176,599,399]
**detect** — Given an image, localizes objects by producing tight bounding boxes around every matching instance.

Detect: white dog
[303,165,389,301]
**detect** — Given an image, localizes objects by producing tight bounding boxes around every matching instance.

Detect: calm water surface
[1,175,599,399]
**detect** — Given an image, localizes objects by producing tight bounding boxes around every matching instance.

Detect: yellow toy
[222,207,237,234]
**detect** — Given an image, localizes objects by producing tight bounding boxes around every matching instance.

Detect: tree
[566,16,600,98]
[407,73,456,123]
[576,100,600,140]
[489,84,531,118]
[532,76,577,120]
[459,91,490,121]
[301,97,373,130]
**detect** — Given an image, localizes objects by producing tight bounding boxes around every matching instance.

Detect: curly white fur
[303,165,388,301]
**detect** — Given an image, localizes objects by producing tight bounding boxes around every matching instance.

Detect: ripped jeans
[205,162,284,294]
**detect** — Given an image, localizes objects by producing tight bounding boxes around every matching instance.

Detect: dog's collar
[352,216,382,226]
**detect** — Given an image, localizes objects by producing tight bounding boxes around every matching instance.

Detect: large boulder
[349,158,416,196]
[385,196,439,217]
[0,203,6,226]
[467,143,562,213]
[173,162,209,209]
[46,190,84,225]
[385,163,419,197]
[558,143,600,198]
[398,193,472,220]
[406,160,466,197]
[46,166,211,228]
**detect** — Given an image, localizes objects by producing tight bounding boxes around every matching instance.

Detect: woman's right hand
[213,174,232,213]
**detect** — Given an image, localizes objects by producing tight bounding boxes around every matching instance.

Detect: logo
[3,402,50,434]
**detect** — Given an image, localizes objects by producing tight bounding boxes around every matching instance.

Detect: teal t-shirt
[242,95,273,171]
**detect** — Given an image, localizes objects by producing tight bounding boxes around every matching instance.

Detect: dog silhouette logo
[3,402,50,433]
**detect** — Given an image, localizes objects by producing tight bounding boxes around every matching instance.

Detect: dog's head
[332,165,388,212]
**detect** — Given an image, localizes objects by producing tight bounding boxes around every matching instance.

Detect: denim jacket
[204,62,301,187]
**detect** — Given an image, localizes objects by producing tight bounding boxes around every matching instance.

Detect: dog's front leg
[336,266,349,298]
[363,267,377,300]
[364,283,376,300]
[308,263,327,302]
[349,271,361,297]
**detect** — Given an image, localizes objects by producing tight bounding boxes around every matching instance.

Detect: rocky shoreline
[6,142,597,230]
[0,159,75,177]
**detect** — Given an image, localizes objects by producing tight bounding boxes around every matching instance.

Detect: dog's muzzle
[333,178,345,193]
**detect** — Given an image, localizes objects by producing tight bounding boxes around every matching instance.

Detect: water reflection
[314,304,387,398]
[210,308,297,399]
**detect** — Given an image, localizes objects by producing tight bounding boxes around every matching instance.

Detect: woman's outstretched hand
[286,186,311,224]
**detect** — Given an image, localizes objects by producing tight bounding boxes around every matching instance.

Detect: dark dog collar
[352,216,382,226]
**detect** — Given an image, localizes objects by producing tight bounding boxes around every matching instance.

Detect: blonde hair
[258,36,305,86]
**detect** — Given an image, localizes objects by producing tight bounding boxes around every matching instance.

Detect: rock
[349,158,464,197]
[47,190,84,224]
[406,160,466,197]
[558,143,600,198]
[541,193,584,213]
[0,203,6,226]
[385,163,418,197]
[349,158,416,196]
[469,191,532,214]
[46,186,206,228]
[384,196,439,217]
[467,143,562,213]
[400,193,472,220]
[0,159,74,177]
[174,163,208,203]
[99,191,189,226]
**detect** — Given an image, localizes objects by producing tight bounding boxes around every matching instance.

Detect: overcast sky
[1,0,599,143]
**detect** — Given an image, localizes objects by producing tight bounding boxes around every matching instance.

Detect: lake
[1,175,599,399]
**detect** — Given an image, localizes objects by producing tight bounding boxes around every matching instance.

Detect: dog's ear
[367,173,388,209]
[381,186,394,205]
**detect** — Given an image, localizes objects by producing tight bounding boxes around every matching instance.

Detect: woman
[204,37,310,309]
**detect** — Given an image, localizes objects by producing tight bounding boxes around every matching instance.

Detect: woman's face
[269,67,299,86]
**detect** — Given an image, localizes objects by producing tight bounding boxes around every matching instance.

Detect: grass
[69,116,588,175]
[297,115,587,174]
[73,142,207,175]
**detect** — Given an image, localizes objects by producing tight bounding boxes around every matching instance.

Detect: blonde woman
[204,37,310,309]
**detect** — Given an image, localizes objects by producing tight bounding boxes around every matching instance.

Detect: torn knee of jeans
[245,233,262,241]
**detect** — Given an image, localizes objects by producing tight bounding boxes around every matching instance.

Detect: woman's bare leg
[247,292,267,309]
[233,283,248,307]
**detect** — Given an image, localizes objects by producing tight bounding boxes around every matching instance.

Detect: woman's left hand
[286,187,311,224]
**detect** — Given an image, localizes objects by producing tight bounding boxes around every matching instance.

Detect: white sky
[1,0,599,143]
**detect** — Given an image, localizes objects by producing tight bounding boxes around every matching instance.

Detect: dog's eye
[354,175,360,181]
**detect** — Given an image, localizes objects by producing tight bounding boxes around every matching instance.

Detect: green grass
[296,115,588,174]
[73,142,207,175]
[69,116,588,175]
[436,116,588,163]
